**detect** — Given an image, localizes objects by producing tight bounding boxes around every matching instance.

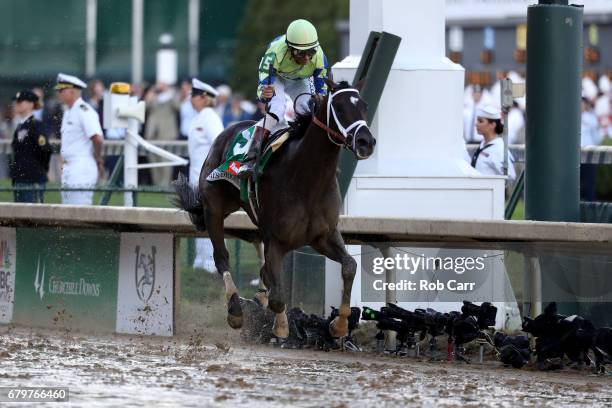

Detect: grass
[177,238,263,332]
[178,238,262,302]
[510,200,524,220]
[0,178,174,207]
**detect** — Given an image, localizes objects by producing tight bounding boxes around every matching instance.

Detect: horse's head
[315,79,376,160]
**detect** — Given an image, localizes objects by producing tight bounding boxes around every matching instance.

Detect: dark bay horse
[173,79,376,339]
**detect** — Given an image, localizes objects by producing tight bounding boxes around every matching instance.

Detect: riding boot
[237,126,271,179]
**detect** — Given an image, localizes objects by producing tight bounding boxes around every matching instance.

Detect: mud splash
[0,326,610,407]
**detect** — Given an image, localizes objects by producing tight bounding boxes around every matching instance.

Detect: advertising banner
[0,228,16,324]
[116,233,174,336]
[13,229,120,331]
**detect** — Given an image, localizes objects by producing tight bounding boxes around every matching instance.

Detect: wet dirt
[0,326,611,407]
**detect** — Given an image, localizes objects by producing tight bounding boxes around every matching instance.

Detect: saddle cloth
[206,123,290,203]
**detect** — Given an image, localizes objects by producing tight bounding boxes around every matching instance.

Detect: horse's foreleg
[205,207,242,329]
[313,230,356,338]
[253,240,268,308]
[264,241,288,339]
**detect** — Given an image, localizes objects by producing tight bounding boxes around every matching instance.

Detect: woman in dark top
[10,90,52,203]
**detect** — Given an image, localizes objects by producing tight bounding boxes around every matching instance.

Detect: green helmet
[285,19,319,50]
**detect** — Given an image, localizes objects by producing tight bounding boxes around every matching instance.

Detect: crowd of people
[463,71,612,199]
[0,77,267,187]
[2,36,611,209]
[463,72,612,146]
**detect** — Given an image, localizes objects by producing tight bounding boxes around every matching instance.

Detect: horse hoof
[273,324,289,339]
[329,316,348,338]
[226,293,243,329]
[272,313,289,339]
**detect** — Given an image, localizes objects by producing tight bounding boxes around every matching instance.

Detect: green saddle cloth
[206,123,289,203]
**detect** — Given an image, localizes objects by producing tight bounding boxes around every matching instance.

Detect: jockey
[237,18,329,178]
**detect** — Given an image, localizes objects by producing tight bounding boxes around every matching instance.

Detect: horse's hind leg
[204,205,243,329]
[263,241,288,339]
[312,229,356,338]
[253,240,268,308]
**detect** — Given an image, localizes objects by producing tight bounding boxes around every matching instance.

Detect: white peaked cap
[191,78,218,97]
[55,72,87,89]
[476,105,501,120]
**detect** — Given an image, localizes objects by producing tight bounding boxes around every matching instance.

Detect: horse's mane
[288,111,313,140]
[335,80,351,89]
[287,81,352,140]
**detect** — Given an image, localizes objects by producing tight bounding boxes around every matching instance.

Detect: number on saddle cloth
[206,124,290,189]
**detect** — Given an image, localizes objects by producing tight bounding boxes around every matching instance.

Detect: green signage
[13,228,120,331]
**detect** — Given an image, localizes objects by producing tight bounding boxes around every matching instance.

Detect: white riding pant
[61,156,98,205]
[263,77,313,131]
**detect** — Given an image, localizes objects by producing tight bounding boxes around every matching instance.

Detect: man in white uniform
[55,73,104,205]
[188,78,224,272]
[470,105,516,182]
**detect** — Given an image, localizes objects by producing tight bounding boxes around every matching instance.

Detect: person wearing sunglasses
[237,19,329,179]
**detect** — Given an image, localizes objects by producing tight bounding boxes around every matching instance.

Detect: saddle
[206,123,291,218]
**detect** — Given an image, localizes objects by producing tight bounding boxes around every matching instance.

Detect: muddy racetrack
[0,325,611,407]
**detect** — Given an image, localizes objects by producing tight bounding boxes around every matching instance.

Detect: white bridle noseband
[326,88,369,155]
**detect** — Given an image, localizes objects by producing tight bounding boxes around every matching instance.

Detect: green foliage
[230,0,349,97]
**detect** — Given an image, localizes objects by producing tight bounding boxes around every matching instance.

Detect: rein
[312,115,345,145]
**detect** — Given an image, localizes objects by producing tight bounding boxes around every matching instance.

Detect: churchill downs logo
[0,240,11,270]
[34,256,101,300]
[135,246,156,302]
[0,240,12,303]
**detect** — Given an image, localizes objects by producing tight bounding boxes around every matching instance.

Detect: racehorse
[173,79,376,339]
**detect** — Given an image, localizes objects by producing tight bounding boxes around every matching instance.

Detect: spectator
[0,105,13,179]
[55,73,105,205]
[214,84,232,120]
[174,79,196,180]
[188,79,224,272]
[41,92,63,140]
[39,91,64,183]
[222,93,251,126]
[179,78,197,140]
[463,84,486,143]
[144,82,179,186]
[580,96,601,201]
[470,105,516,182]
[32,87,45,122]
[507,101,525,145]
[9,90,52,203]
[0,106,9,139]
[86,79,105,114]
[595,75,610,140]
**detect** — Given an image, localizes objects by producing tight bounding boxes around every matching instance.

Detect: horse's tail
[171,173,207,231]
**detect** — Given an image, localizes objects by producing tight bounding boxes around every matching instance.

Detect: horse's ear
[354,78,366,91]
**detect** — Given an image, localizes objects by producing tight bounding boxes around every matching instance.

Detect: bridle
[311,88,369,155]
